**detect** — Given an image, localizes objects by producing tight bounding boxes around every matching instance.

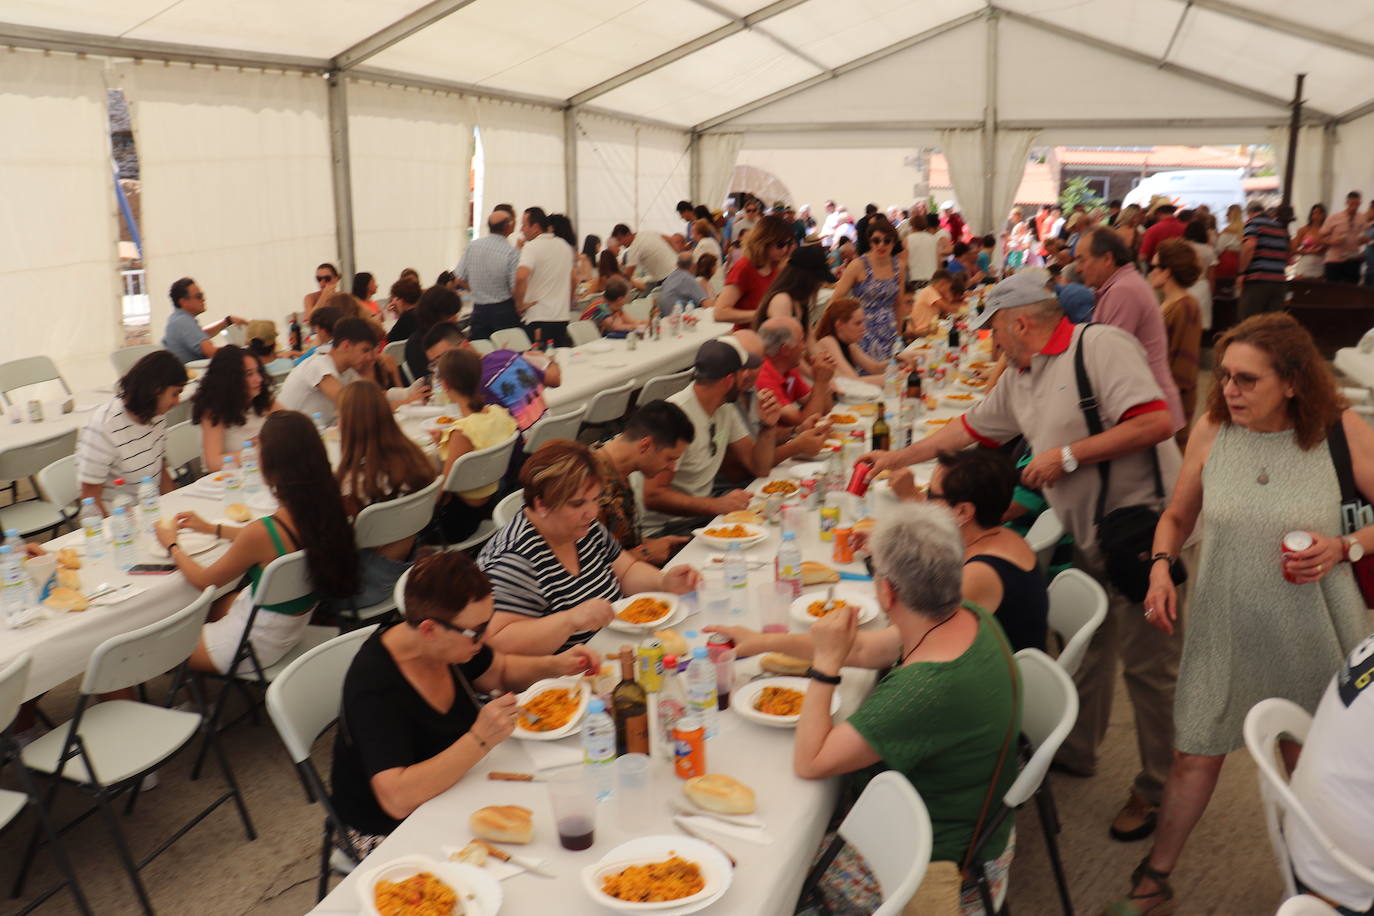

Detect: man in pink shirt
[1076,228,1187,432]
[1321,190,1369,283]
[1137,204,1186,263]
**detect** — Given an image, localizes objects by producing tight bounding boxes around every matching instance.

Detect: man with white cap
[863,269,1185,845]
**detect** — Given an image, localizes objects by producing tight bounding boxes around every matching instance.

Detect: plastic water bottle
[0,546,30,626]
[79,497,105,560]
[656,656,689,761]
[311,411,326,434]
[137,476,161,536]
[685,647,719,739]
[110,507,136,572]
[111,477,133,514]
[581,697,617,802]
[669,303,683,338]
[3,529,22,556]
[240,441,261,496]
[723,542,747,614]
[221,456,242,513]
[776,530,803,599]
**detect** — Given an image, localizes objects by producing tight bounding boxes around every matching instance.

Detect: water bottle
[776,530,803,599]
[80,497,105,560]
[311,411,326,434]
[110,507,136,572]
[581,697,617,802]
[240,441,261,496]
[137,476,161,536]
[669,303,683,338]
[656,655,689,761]
[221,456,242,513]
[685,647,719,739]
[723,542,747,614]
[111,477,133,514]
[3,529,22,556]
[0,546,30,626]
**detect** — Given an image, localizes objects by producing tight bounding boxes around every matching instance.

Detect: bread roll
[56,568,81,591]
[801,561,838,585]
[685,774,756,815]
[723,510,761,525]
[44,586,88,612]
[654,629,688,659]
[759,652,811,676]
[56,548,81,570]
[853,518,876,535]
[450,840,488,866]
[469,805,533,844]
[225,503,253,523]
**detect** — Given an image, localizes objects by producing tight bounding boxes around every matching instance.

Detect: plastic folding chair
[469,338,495,355]
[1244,697,1374,905]
[798,771,933,915]
[383,340,411,384]
[265,625,377,900]
[1276,896,1342,916]
[0,654,91,915]
[568,320,602,346]
[14,588,255,915]
[164,420,202,485]
[444,434,520,553]
[491,327,532,352]
[492,489,524,528]
[624,298,652,322]
[635,369,694,407]
[524,405,586,455]
[1024,508,1065,578]
[1046,569,1108,678]
[0,356,71,408]
[0,428,78,538]
[110,345,159,378]
[340,478,441,627]
[35,453,79,532]
[579,380,636,442]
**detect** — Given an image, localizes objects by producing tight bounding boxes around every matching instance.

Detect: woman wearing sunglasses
[712,214,795,328]
[828,215,909,360]
[303,262,339,318]
[329,551,599,858]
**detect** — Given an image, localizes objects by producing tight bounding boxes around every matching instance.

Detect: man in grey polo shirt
[456,209,521,341]
[161,277,246,364]
[864,269,1185,843]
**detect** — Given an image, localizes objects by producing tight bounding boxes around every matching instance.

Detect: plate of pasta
[360,854,502,916]
[732,677,841,728]
[512,677,591,741]
[581,835,732,914]
[691,523,766,550]
[608,592,681,633]
[788,590,880,628]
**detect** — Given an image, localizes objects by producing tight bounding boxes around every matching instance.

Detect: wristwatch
[805,666,842,685]
[1343,535,1365,563]
[1060,445,1079,474]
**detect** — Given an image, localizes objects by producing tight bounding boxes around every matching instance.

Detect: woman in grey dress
[1108,312,1374,915]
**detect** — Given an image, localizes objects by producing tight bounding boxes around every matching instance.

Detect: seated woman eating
[811,297,887,385]
[157,411,359,674]
[191,344,282,471]
[430,348,517,543]
[478,439,700,655]
[329,551,600,857]
[579,275,643,336]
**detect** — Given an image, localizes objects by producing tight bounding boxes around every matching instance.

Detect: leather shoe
[1110,791,1158,842]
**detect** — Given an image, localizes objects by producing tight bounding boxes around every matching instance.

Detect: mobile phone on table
[129,563,176,575]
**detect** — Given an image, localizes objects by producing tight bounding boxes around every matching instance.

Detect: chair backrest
[383,340,412,385]
[568,320,602,346]
[0,428,78,483]
[1024,507,1064,576]
[80,587,215,695]
[0,356,68,404]
[164,421,201,478]
[1046,568,1108,678]
[838,771,932,915]
[469,338,495,355]
[163,400,191,428]
[442,433,518,495]
[254,551,316,609]
[0,653,31,734]
[1276,896,1342,916]
[582,380,636,426]
[1003,648,1079,808]
[36,453,79,516]
[491,327,532,352]
[493,489,524,527]
[111,344,158,377]
[352,478,441,549]
[624,299,652,322]
[1244,697,1374,900]
[265,625,377,764]
[525,406,586,454]
[636,369,694,406]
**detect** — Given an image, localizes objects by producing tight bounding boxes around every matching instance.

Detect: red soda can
[705,632,735,660]
[847,459,874,497]
[1281,530,1314,584]
[673,714,707,779]
[833,527,855,563]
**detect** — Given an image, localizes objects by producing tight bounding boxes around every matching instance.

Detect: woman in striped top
[477,439,700,655]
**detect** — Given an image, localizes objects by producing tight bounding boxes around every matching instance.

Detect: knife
[673,816,737,868]
[474,840,557,878]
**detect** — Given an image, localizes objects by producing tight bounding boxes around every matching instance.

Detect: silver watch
[1346,535,1366,563]
[1060,445,1079,474]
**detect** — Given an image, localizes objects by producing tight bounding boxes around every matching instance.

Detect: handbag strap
[1326,417,1372,536]
[960,615,1022,875]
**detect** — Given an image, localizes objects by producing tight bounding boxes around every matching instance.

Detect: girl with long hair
[813,297,887,384]
[430,349,517,542]
[753,246,836,329]
[1291,203,1329,279]
[351,272,381,317]
[712,213,795,327]
[157,411,360,674]
[191,344,281,471]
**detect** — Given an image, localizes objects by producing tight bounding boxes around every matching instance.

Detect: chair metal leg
[975,862,996,916]
[124,776,143,816]
[206,723,256,841]
[1036,788,1075,916]
[9,777,59,900]
[13,762,93,916]
[318,820,334,901]
[191,674,231,781]
[91,785,156,915]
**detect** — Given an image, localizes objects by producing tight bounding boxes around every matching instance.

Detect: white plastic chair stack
[1046,569,1108,678]
[1024,508,1064,578]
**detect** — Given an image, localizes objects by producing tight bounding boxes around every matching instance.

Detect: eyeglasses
[708,420,718,457]
[869,236,892,246]
[315,275,333,283]
[925,489,946,502]
[1214,367,1268,391]
[773,240,794,250]
[415,616,489,640]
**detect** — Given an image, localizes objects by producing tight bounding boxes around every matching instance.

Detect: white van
[1122,168,1245,215]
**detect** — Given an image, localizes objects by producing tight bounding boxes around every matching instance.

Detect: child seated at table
[579,276,643,337]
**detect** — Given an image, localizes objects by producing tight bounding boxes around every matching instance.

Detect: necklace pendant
[1257,467,1269,486]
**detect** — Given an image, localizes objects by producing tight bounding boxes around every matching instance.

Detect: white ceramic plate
[582,835,732,914]
[691,523,766,551]
[756,479,800,499]
[941,392,980,409]
[608,592,679,633]
[420,413,465,436]
[787,461,827,482]
[358,855,502,916]
[826,412,864,432]
[396,403,447,419]
[732,676,842,728]
[148,529,220,560]
[789,590,880,628]
[512,677,591,741]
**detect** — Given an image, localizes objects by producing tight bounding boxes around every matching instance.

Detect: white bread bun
[723,510,761,525]
[225,503,253,523]
[469,805,533,844]
[56,568,82,591]
[685,774,756,815]
[44,586,88,612]
[450,840,488,866]
[759,652,811,676]
[801,561,838,585]
[654,629,688,659]
[56,548,81,570]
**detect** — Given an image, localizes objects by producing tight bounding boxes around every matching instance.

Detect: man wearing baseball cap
[864,269,1186,845]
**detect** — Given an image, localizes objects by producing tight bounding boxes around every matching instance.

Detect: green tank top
[246,516,318,616]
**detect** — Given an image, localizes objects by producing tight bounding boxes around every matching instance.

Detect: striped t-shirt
[477,511,622,649]
[76,399,167,506]
[1242,215,1290,283]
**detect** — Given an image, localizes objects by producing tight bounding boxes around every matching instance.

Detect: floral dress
[853,255,901,360]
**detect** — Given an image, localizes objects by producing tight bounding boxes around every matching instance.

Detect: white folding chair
[383,340,412,384]
[491,327,532,352]
[0,356,71,407]
[524,405,586,455]
[341,478,441,626]
[493,489,524,528]
[445,434,520,553]
[1244,697,1374,904]
[1046,569,1108,678]
[968,648,1080,916]
[636,368,694,407]
[0,654,92,915]
[265,625,378,900]
[579,380,636,441]
[35,453,79,531]
[16,588,254,916]
[799,771,932,915]
[624,298,652,322]
[469,338,495,355]
[163,399,191,428]
[165,420,202,484]
[110,344,158,377]
[1276,896,1343,916]
[568,319,602,345]
[0,428,78,538]
[1025,507,1065,578]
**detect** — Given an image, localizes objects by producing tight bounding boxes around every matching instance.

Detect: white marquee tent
[4,0,1374,369]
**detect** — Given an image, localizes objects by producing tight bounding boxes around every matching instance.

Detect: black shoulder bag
[1074,325,1187,602]
[1326,418,1374,606]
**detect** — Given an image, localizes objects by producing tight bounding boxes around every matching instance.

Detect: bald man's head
[488,211,513,235]
[759,317,803,358]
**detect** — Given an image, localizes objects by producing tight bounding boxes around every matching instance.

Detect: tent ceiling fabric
[1,0,1370,127]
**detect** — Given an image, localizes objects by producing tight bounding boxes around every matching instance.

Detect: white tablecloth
[545,321,733,412]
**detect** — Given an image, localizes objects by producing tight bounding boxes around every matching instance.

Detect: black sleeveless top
[832,337,860,371]
[966,554,1048,652]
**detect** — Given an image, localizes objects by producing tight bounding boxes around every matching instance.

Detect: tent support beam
[689,132,703,203]
[1186,0,1374,61]
[333,0,482,71]
[326,73,356,284]
[1336,98,1374,125]
[981,11,998,232]
[0,21,328,70]
[564,107,580,226]
[685,0,831,74]
[1321,122,1337,205]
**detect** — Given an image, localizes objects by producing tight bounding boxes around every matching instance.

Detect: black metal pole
[1282,73,1305,210]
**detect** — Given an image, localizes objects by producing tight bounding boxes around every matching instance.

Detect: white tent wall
[574,113,691,241]
[1269,125,1329,215]
[696,133,743,210]
[1333,113,1374,208]
[475,101,567,217]
[733,147,929,217]
[117,62,335,336]
[634,127,692,237]
[0,50,120,376]
[348,80,474,291]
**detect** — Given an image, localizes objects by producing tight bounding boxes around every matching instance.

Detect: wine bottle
[611,645,649,756]
[871,403,891,452]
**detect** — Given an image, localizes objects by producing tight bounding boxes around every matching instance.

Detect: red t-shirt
[726,258,774,329]
[1138,217,1185,261]
[755,357,811,408]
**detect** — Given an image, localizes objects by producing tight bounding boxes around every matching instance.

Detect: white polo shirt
[625,232,678,283]
[278,351,356,425]
[518,232,574,323]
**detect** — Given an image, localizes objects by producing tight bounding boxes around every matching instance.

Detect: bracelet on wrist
[1150,553,1175,567]
[471,732,488,749]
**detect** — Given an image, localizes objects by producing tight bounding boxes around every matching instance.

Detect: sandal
[1103,855,1175,915]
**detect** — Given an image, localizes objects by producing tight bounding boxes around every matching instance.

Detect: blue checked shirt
[456,234,520,305]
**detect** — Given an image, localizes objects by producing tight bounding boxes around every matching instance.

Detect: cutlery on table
[672,815,737,868]
[471,839,557,878]
[668,798,765,830]
[487,771,542,783]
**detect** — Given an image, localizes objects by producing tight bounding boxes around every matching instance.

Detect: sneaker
[1110,791,1159,842]
[138,771,160,792]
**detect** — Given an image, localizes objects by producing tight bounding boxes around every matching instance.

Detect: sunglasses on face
[870,236,892,246]
[415,616,489,640]
[1214,367,1267,392]
[316,275,333,283]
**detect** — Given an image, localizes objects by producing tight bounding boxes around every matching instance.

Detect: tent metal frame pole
[0,22,327,70]
[1186,0,1374,61]
[1281,73,1304,210]
[333,0,482,71]
[981,11,999,233]
[689,132,702,203]
[1320,122,1337,206]
[327,73,356,283]
[565,107,580,228]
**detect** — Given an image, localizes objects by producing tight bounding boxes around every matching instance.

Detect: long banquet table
[544,319,733,411]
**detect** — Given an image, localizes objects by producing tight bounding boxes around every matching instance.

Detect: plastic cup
[698,567,730,622]
[712,647,737,711]
[760,581,791,634]
[548,769,597,851]
[614,754,653,831]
